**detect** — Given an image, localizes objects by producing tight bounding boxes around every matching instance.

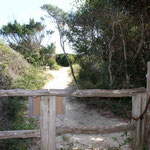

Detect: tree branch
[134,15,145,59]
[119,23,129,85]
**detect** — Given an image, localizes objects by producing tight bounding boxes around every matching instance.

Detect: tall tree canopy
[0,19,56,66]
[64,0,150,89]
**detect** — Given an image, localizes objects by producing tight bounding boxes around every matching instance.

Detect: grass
[12,67,45,89]
[68,64,81,78]
[68,64,81,86]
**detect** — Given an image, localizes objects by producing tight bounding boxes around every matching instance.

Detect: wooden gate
[0,62,150,150]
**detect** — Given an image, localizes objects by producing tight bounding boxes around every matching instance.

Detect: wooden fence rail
[0,62,150,150]
[0,87,146,97]
[0,124,135,140]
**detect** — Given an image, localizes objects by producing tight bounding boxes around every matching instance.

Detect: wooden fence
[0,62,150,150]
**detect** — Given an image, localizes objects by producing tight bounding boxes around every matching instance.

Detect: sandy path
[43,67,130,150]
[44,67,72,89]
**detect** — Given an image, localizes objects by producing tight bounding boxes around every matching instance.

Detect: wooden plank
[72,88,145,97]
[0,124,135,140]
[0,88,145,97]
[0,130,40,139]
[131,93,147,150]
[56,124,135,135]
[29,96,64,116]
[33,97,41,116]
[40,96,56,150]
[56,97,63,115]
[62,97,66,115]
[0,89,73,97]
[29,96,34,117]
[145,61,150,149]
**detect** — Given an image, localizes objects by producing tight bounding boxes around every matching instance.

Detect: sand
[43,67,131,150]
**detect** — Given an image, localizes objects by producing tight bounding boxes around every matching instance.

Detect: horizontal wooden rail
[0,89,72,97]
[57,123,135,135]
[73,88,145,97]
[0,124,135,140]
[0,88,145,97]
[0,130,40,139]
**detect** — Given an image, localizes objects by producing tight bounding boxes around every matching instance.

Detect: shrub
[12,67,45,89]
[0,42,45,149]
[56,53,76,66]
[47,59,55,69]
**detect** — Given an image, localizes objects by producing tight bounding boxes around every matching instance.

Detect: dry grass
[0,41,31,89]
[68,64,80,86]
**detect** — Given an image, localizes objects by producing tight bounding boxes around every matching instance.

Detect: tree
[0,19,55,66]
[41,4,78,88]
[64,0,150,89]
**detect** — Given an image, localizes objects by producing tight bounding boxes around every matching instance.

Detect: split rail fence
[0,62,150,150]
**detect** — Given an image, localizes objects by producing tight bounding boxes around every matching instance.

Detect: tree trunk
[58,28,78,89]
[119,24,129,86]
[108,23,115,87]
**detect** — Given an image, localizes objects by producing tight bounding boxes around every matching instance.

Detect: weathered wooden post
[132,93,147,150]
[132,61,150,149]
[40,96,56,150]
[145,61,150,149]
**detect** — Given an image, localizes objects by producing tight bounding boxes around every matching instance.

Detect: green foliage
[0,19,56,67]
[68,64,81,80]
[77,96,132,118]
[0,42,44,149]
[66,0,150,89]
[41,4,76,70]
[0,42,9,71]
[0,139,28,150]
[0,96,39,150]
[56,0,150,117]
[0,116,37,149]
[111,0,150,17]
[41,4,67,26]
[56,54,76,66]
[47,59,55,69]
[12,67,45,89]
[41,44,57,67]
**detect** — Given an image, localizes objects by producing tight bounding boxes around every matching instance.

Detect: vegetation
[56,53,76,66]
[66,0,150,89]
[0,41,45,149]
[51,0,150,116]
[41,4,78,89]
[0,19,57,67]
[0,0,150,148]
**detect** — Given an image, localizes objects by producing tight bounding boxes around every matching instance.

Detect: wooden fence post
[132,93,147,150]
[146,61,150,149]
[40,96,56,150]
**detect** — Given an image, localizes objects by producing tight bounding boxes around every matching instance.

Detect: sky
[0,0,75,54]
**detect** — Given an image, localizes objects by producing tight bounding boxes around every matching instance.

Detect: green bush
[68,57,132,118]
[0,42,45,150]
[47,59,55,69]
[0,139,28,150]
[12,67,45,89]
[56,53,76,66]
[0,67,44,149]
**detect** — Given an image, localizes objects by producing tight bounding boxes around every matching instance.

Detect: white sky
[0,0,75,54]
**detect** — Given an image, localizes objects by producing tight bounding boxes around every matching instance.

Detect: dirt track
[43,67,130,150]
